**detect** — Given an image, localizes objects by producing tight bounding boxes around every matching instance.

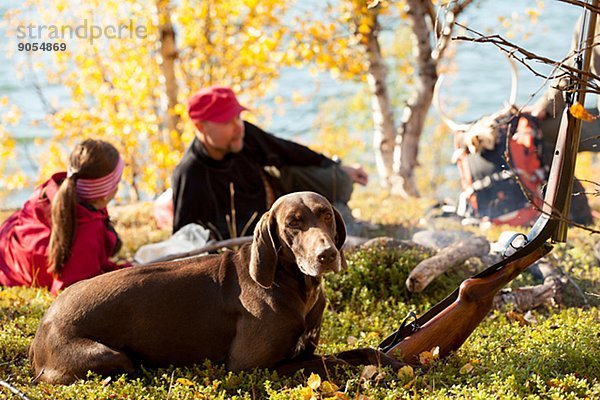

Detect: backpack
[453,111,546,226]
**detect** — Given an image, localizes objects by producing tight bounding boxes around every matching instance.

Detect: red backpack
[453,112,546,226]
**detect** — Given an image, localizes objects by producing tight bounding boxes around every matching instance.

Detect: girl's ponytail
[48,174,78,275]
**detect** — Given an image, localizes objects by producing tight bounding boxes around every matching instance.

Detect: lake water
[0,1,586,208]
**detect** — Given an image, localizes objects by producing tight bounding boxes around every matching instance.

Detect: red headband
[67,156,124,200]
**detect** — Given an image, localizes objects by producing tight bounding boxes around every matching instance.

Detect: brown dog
[30,192,363,384]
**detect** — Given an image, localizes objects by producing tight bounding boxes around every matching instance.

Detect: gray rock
[411,229,474,250]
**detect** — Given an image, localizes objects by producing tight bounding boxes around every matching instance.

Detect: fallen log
[406,236,490,293]
[493,261,568,311]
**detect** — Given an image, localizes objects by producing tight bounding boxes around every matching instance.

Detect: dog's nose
[317,247,337,264]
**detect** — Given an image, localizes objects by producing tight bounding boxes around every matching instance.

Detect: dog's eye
[323,212,333,221]
[286,218,302,228]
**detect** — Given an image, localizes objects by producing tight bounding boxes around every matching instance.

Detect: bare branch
[556,0,600,14]
[433,0,475,61]
[453,23,600,96]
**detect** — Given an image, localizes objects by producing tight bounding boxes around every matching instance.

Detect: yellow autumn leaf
[307,373,321,390]
[418,346,440,366]
[176,378,194,386]
[321,380,340,394]
[0,96,8,106]
[570,102,596,122]
[299,386,315,400]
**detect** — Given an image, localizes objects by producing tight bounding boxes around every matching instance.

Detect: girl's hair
[48,139,120,275]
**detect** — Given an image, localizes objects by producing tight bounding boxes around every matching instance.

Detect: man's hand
[341,165,369,186]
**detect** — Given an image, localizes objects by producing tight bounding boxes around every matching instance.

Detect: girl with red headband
[0,139,131,295]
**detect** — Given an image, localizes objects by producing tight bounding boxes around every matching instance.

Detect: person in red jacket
[0,139,130,295]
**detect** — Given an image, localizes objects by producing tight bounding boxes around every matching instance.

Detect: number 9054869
[18,42,67,51]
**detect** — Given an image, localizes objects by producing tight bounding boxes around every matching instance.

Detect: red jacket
[0,172,130,295]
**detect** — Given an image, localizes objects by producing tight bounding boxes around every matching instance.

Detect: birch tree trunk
[157,0,181,139]
[390,0,473,198]
[392,0,437,197]
[364,16,397,187]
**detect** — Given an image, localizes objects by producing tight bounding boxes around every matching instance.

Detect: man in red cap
[172,86,369,239]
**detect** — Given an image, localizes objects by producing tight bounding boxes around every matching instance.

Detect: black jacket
[172,121,335,239]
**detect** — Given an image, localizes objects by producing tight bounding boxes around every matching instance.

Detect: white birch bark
[364,16,398,187]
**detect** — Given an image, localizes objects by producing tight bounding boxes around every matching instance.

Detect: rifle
[379,4,598,364]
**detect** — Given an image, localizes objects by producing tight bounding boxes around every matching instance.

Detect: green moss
[1,199,599,399]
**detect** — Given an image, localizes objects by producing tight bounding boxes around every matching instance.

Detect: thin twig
[225,215,234,240]
[565,273,589,305]
[230,182,237,239]
[240,211,259,238]
[0,380,31,400]
[581,135,600,143]
[453,24,600,92]
[207,222,224,241]
[166,370,175,400]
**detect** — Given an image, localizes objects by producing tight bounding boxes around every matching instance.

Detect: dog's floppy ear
[332,207,348,270]
[249,211,279,288]
[332,206,347,249]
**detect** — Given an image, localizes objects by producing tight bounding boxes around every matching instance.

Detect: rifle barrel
[553,0,598,241]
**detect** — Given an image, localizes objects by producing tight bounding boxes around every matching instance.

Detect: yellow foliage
[418,346,440,366]
[570,102,597,122]
[176,378,195,386]
[6,0,293,200]
[307,373,321,390]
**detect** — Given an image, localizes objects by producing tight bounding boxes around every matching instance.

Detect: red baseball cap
[187,86,248,123]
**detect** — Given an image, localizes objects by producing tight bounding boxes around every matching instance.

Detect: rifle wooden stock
[385,244,552,364]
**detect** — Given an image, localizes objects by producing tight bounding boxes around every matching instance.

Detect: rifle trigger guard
[378,311,419,353]
[502,233,529,258]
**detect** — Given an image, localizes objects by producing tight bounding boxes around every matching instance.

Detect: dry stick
[0,380,31,400]
[240,211,259,238]
[581,135,600,143]
[166,370,175,400]
[577,179,600,189]
[225,215,234,240]
[147,236,253,264]
[207,222,224,241]
[230,183,237,239]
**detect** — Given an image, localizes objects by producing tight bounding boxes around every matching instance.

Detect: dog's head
[249,191,347,289]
